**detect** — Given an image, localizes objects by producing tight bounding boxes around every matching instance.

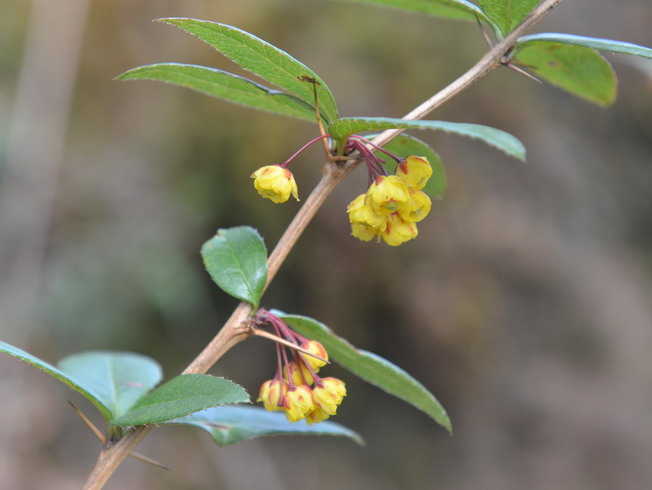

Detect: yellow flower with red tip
[283,385,316,422]
[382,213,418,246]
[301,340,329,371]
[366,175,410,214]
[251,165,299,203]
[257,379,288,412]
[312,377,347,416]
[396,156,432,190]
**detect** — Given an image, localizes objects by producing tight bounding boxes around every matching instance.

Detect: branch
[83,1,563,487]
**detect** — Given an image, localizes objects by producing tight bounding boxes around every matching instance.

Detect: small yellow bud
[398,187,431,223]
[366,175,410,214]
[301,340,328,372]
[382,214,418,246]
[283,385,316,423]
[312,377,346,416]
[283,360,314,386]
[257,379,288,412]
[396,156,432,190]
[251,165,299,203]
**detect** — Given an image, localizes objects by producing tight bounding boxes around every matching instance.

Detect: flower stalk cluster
[254,309,346,424]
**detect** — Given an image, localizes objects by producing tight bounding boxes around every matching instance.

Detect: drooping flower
[312,377,347,416]
[257,379,288,412]
[366,175,410,214]
[283,385,316,423]
[396,156,432,190]
[301,340,329,372]
[382,213,418,246]
[284,360,314,386]
[398,187,431,223]
[251,165,299,203]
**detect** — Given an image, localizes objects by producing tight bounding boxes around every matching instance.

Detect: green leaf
[58,352,163,419]
[329,117,526,161]
[112,374,250,426]
[370,133,447,199]
[336,0,493,24]
[117,63,317,122]
[275,313,452,432]
[167,405,364,446]
[477,0,538,36]
[517,33,652,61]
[201,226,268,307]
[0,342,112,421]
[158,18,338,124]
[514,41,617,106]
[0,343,162,422]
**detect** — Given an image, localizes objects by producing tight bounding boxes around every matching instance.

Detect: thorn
[507,63,543,84]
[128,451,171,471]
[68,401,170,471]
[250,328,330,364]
[475,15,494,49]
[68,401,105,443]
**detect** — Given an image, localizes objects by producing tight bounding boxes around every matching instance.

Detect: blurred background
[1,0,651,488]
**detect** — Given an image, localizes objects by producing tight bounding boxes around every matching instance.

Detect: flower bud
[284,360,314,386]
[396,156,432,190]
[312,377,346,416]
[283,385,316,423]
[301,340,328,372]
[257,379,288,412]
[251,165,299,203]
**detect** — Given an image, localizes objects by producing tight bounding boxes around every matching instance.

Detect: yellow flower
[396,156,432,190]
[284,360,314,386]
[251,165,299,203]
[301,340,328,372]
[382,214,418,246]
[312,377,347,416]
[350,222,379,242]
[398,187,431,223]
[257,379,288,412]
[283,385,316,423]
[347,194,386,228]
[305,407,331,425]
[366,175,410,214]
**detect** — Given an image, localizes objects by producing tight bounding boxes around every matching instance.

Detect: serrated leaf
[0,343,162,422]
[201,226,268,307]
[477,0,538,36]
[517,33,652,61]
[370,133,447,199]
[58,352,163,419]
[117,63,317,122]
[337,0,493,24]
[330,117,526,161]
[167,405,364,446]
[158,18,338,124]
[514,41,616,106]
[112,374,249,426]
[275,313,452,432]
[0,342,112,420]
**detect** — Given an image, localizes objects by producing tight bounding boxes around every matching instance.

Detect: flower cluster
[249,133,433,246]
[255,309,346,424]
[348,155,432,246]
